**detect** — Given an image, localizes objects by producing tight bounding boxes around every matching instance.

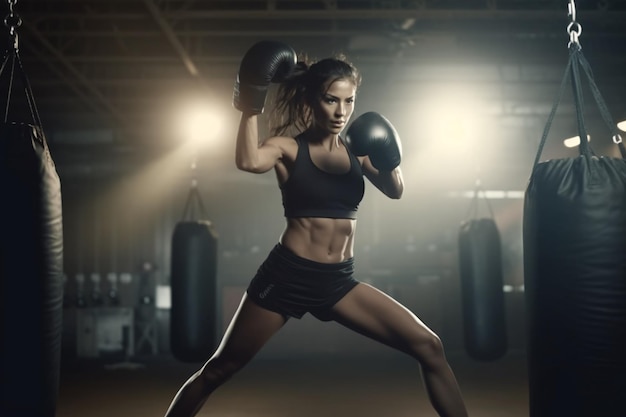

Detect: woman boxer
[163,40,469,417]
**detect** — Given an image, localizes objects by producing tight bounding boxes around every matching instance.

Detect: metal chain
[567,0,582,49]
[4,0,21,50]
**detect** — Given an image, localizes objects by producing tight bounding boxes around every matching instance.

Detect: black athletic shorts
[246,243,359,321]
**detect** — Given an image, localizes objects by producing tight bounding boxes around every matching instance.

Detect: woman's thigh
[208,293,288,367]
[328,283,441,358]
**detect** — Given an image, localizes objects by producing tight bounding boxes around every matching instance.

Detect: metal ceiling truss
[1,0,624,138]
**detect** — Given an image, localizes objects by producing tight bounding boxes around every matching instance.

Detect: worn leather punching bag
[1,122,64,417]
[170,183,218,362]
[458,218,507,361]
[1,36,64,417]
[524,45,626,417]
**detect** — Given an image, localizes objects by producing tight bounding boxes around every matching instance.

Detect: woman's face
[312,78,357,135]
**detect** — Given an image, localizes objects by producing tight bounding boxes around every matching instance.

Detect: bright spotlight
[177,99,225,149]
[617,120,626,132]
[420,84,484,155]
[563,134,590,148]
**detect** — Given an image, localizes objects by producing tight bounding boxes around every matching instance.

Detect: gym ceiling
[2,0,625,176]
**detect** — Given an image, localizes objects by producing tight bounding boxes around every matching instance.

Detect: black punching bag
[458,218,507,361]
[524,157,626,417]
[524,45,626,417]
[1,122,64,417]
[170,220,218,362]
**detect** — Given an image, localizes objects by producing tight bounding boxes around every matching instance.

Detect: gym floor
[56,351,529,417]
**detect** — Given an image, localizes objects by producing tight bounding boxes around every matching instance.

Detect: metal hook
[4,0,21,50]
[613,134,623,145]
[566,0,582,49]
[568,0,577,23]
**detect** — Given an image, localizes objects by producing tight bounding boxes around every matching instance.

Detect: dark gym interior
[2,1,626,416]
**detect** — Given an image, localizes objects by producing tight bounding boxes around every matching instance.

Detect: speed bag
[170,221,218,362]
[0,122,64,417]
[524,156,626,417]
[458,218,507,361]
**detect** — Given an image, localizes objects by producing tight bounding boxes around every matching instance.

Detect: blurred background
[2,1,625,416]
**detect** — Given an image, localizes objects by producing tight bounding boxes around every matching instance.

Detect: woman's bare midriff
[279,217,356,263]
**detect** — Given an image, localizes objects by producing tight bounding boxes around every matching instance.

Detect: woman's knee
[409,332,446,369]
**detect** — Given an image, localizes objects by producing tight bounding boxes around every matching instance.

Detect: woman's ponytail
[270,58,312,136]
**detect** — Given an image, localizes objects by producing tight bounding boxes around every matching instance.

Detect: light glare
[181,103,223,147]
[563,134,590,148]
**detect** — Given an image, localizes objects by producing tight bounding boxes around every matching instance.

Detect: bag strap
[569,47,594,160]
[531,1,625,171]
[577,52,626,158]
[0,0,44,129]
[181,181,209,221]
[464,180,496,221]
[532,52,574,168]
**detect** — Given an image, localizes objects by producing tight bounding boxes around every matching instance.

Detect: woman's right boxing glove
[233,40,297,114]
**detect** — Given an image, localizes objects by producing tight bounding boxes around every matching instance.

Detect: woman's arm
[235,112,285,174]
[345,112,404,199]
[362,157,404,199]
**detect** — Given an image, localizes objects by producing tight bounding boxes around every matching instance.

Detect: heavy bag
[170,220,218,362]
[458,218,507,361]
[524,156,626,417]
[0,122,64,417]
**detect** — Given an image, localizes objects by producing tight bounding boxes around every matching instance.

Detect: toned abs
[280,217,356,263]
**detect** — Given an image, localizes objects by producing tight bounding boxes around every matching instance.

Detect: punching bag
[1,30,64,417]
[524,44,626,416]
[0,122,64,416]
[458,218,507,361]
[170,183,218,362]
[458,186,507,361]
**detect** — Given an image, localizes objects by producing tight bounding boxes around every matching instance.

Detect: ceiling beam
[28,10,624,22]
[23,23,130,126]
[141,0,206,85]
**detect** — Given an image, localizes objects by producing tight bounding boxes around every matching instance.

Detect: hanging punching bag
[524,43,626,417]
[458,218,507,361]
[170,218,218,362]
[1,122,64,417]
[1,27,64,417]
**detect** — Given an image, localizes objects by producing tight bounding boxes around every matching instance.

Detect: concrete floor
[56,351,529,417]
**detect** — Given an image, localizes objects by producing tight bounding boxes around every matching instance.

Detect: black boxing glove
[233,40,297,114]
[345,112,402,171]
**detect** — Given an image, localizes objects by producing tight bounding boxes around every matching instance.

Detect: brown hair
[269,54,361,136]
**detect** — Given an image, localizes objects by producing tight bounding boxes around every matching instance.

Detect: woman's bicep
[239,136,290,174]
[251,140,285,173]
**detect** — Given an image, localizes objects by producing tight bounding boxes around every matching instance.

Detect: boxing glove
[233,40,297,114]
[345,111,402,171]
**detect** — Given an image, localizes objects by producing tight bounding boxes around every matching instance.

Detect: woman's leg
[328,283,469,417]
[164,293,287,417]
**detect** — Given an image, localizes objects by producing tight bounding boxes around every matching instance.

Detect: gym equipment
[75,273,87,308]
[345,111,402,171]
[106,272,119,306]
[458,184,507,361]
[0,3,64,415]
[170,179,218,362]
[524,2,626,415]
[233,40,297,114]
[90,272,104,306]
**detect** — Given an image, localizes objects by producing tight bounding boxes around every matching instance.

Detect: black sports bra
[280,135,365,219]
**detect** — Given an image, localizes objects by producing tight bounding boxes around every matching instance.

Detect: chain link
[567,0,582,49]
[4,0,21,49]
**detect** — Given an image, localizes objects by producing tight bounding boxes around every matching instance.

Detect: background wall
[2,0,624,363]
